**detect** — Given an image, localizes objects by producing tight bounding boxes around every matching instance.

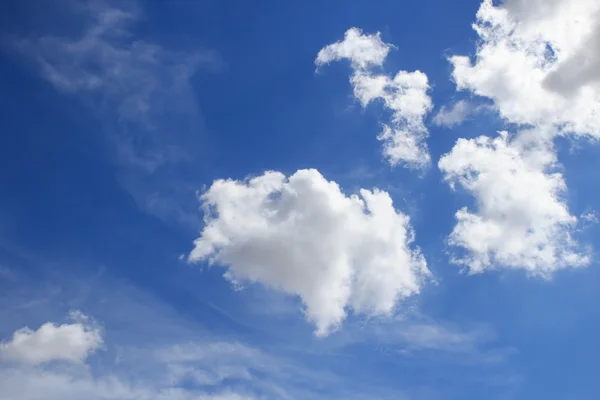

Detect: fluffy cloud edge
[439,131,590,276]
[189,168,430,336]
[0,311,102,365]
[316,28,433,168]
[449,0,600,138]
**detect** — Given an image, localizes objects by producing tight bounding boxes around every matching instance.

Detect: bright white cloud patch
[315,27,391,70]
[316,28,433,168]
[0,312,102,365]
[189,169,430,336]
[439,131,589,275]
[442,0,600,273]
[450,0,600,137]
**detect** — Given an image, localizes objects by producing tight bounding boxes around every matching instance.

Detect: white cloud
[439,130,589,275]
[450,0,600,137]
[0,311,102,365]
[432,100,472,128]
[189,169,430,336]
[315,27,391,70]
[442,0,600,273]
[316,28,433,168]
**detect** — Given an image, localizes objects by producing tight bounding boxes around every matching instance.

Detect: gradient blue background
[1,1,599,399]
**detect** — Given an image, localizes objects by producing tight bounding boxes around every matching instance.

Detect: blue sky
[1,0,600,399]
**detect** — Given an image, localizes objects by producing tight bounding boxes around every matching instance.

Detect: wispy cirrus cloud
[7,1,220,227]
[0,310,258,400]
[314,306,516,367]
[0,265,414,400]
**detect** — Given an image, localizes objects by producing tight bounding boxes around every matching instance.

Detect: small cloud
[0,312,102,365]
[581,211,600,224]
[315,27,391,71]
[432,100,472,128]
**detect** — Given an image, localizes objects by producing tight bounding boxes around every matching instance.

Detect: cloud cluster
[8,0,599,364]
[316,28,433,168]
[440,0,600,274]
[0,311,102,365]
[450,0,600,137]
[189,169,430,336]
[439,130,589,275]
